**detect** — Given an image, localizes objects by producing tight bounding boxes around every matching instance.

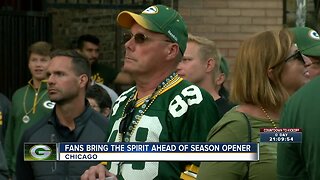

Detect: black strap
[241,112,252,180]
[242,113,252,142]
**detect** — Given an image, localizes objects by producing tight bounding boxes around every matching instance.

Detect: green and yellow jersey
[106,78,220,180]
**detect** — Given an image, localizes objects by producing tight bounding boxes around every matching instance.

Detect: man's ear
[102,107,111,117]
[215,73,225,86]
[206,58,216,73]
[79,74,89,88]
[76,49,87,58]
[166,43,179,61]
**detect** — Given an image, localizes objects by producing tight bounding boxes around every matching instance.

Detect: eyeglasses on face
[122,32,172,44]
[308,56,320,67]
[285,50,305,64]
[270,50,305,69]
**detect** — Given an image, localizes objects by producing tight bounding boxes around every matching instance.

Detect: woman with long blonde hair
[197,28,311,179]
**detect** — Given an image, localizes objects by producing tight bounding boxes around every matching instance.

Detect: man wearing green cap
[81,4,220,180]
[277,27,320,179]
[291,27,320,79]
[277,77,320,179]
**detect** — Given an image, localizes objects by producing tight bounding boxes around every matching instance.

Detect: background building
[1,0,319,98]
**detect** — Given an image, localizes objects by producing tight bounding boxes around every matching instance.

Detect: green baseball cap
[290,27,320,57]
[117,4,188,54]
[220,56,229,77]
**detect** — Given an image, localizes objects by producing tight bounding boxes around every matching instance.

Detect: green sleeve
[178,91,220,143]
[4,103,15,175]
[277,104,306,180]
[175,90,220,167]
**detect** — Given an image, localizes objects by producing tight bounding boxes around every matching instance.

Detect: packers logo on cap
[142,6,158,14]
[309,30,320,40]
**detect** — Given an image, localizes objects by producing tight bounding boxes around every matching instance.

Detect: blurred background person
[94,83,118,106]
[76,34,121,104]
[177,34,234,116]
[0,92,10,146]
[76,34,133,86]
[5,41,54,177]
[86,84,112,118]
[216,56,231,99]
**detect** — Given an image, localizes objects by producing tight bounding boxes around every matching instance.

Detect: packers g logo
[309,30,320,40]
[142,6,158,14]
[30,145,52,160]
[43,100,55,109]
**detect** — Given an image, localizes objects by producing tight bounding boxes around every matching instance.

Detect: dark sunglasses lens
[297,52,305,64]
[134,33,147,43]
[123,33,132,43]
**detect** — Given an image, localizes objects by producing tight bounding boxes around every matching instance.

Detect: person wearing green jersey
[5,41,55,177]
[81,4,220,180]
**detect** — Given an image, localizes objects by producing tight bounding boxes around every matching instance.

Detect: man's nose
[92,51,99,58]
[303,55,312,67]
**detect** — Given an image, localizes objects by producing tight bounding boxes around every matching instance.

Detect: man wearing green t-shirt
[278,76,320,179]
[76,34,133,86]
[278,26,320,180]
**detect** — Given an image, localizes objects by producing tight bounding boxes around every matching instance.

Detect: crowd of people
[1,4,320,180]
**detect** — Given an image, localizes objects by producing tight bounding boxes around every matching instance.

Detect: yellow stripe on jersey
[135,76,183,107]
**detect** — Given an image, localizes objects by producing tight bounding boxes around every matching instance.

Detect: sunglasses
[308,56,320,67]
[270,50,305,69]
[285,50,305,63]
[119,100,135,135]
[122,32,172,44]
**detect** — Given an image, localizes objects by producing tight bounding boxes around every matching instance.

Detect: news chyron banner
[24,142,258,161]
[260,128,302,143]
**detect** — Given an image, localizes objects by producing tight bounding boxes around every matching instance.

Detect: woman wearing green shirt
[197,28,311,179]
